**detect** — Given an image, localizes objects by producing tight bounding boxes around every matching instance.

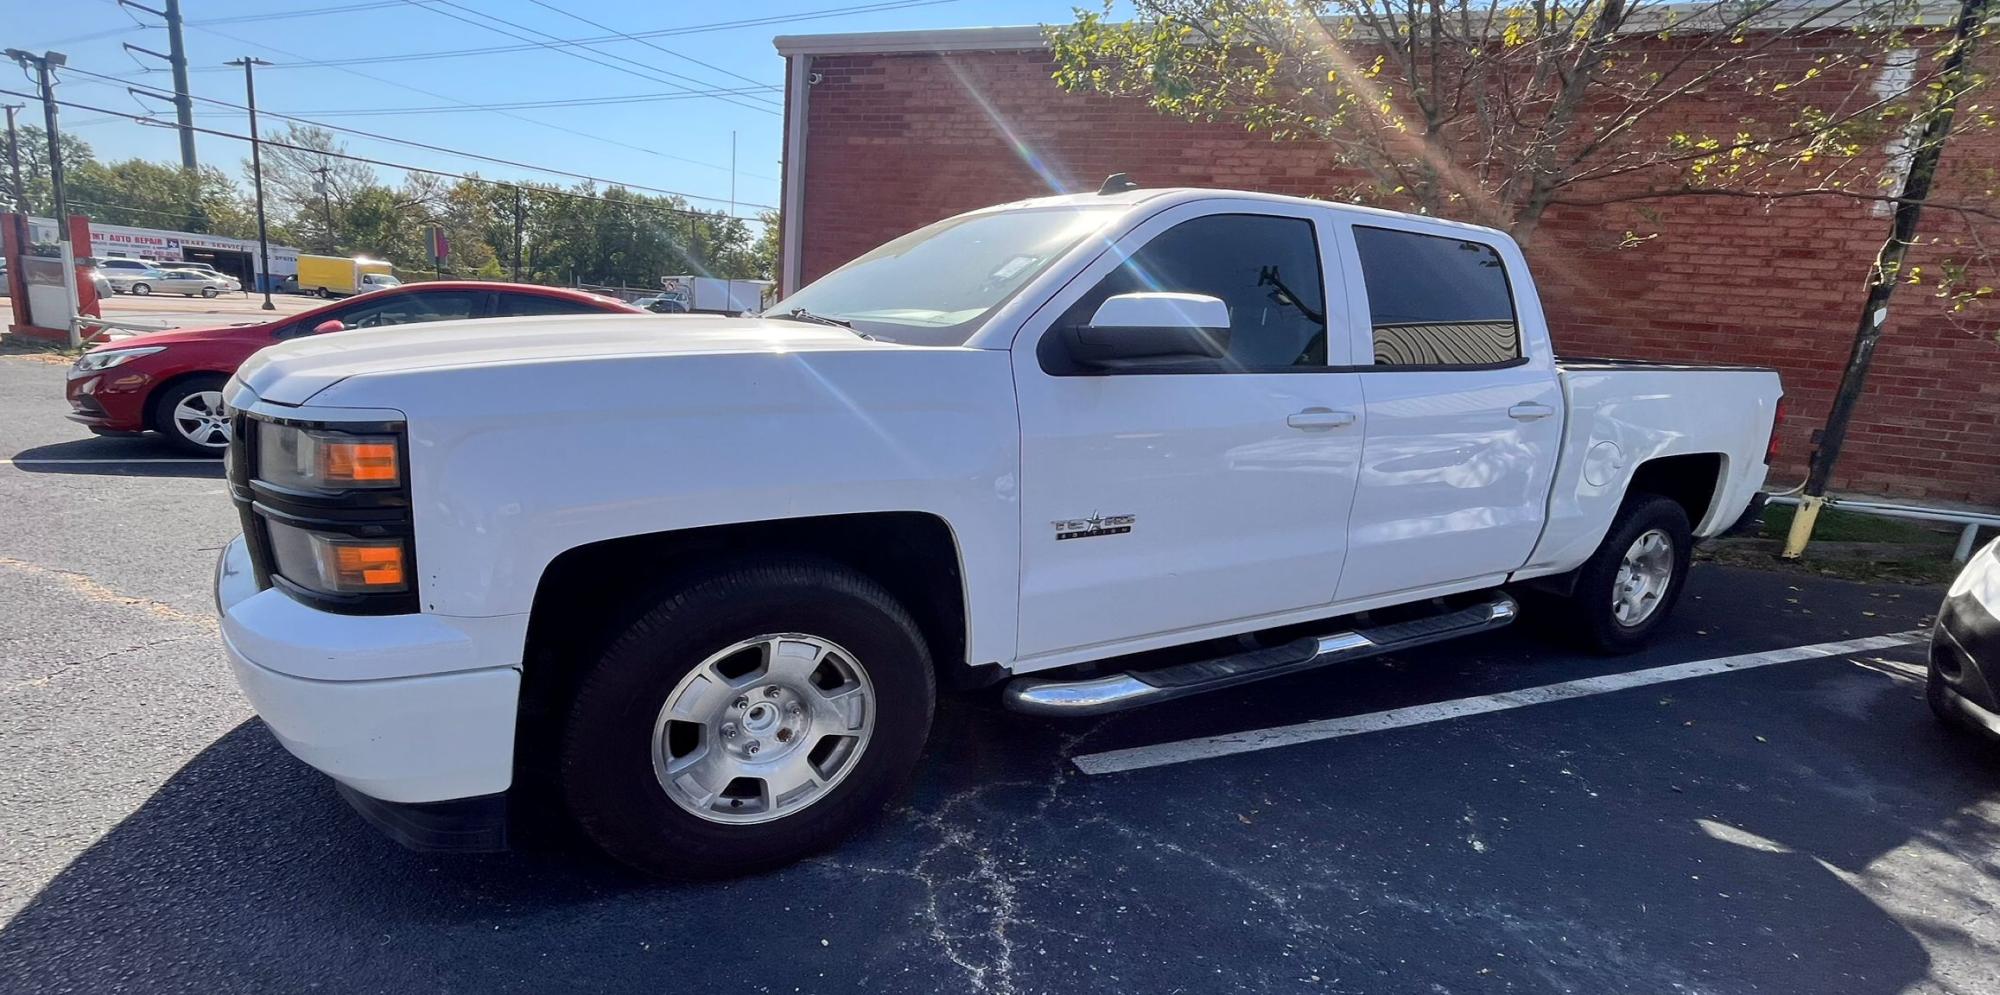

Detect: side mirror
[1066,292,1229,365]
[313,319,345,334]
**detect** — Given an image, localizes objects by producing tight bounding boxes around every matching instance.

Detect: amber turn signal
[319,440,400,486]
[323,541,407,591]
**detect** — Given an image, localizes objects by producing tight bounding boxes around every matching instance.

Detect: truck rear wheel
[558,557,935,878]
[1551,494,1693,654]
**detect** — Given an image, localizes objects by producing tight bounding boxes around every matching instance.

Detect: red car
[66,282,643,454]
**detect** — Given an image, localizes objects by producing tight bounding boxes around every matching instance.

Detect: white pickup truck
[214,185,1782,876]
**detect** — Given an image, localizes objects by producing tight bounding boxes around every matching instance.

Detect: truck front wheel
[1553,494,1694,654]
[558,557,936,878]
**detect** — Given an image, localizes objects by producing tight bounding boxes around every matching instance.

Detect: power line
[183,22,766,181]
[64,66,776,211]
[178,0,964,74]
[41,0,150,45]
[1,86,772,227]
[188,1,406,26]
[67,198,225,225]
[39,0,403,45]
[522,0,778,93]
[280,86,782,118]
[405,0,781,115]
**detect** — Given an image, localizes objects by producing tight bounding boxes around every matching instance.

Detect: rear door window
[1352,226,1520,367]
[493,293,619,318]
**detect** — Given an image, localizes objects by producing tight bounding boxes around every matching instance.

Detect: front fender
[311,347,1025,668]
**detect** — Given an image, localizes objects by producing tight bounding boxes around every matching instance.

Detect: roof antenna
[1098,172,1140,195]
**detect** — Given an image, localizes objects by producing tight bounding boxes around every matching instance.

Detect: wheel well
[142,370,232,432]
[514,512,970,788]
[1625,453,1724,529]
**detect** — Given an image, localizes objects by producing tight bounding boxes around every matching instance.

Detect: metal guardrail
[1768,493,1998,562]
[74,314,176,342]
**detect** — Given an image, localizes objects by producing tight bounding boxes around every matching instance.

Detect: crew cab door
[1328,220,1564,602]
[1012,203,1365,661]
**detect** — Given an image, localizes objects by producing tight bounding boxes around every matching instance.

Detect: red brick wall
[789,45,2000,505]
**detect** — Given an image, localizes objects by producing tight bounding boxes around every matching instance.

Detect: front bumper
[64,371,151,432]
[1930,543,2000,741]
[215,535,523,847]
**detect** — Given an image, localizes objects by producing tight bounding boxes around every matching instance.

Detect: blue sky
[11,1,1110,227]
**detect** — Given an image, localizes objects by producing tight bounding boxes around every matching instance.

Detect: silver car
[153,268,240,298]
[84,267,113,300]
[101,264,168,295]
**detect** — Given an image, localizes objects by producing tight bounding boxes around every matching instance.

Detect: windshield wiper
[770,308,872,339]
[772,308,851,328]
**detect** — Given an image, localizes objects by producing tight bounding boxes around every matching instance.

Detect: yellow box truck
[295,255,401,298]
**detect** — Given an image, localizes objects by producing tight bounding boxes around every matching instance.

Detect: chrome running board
[1001,593,1518,717]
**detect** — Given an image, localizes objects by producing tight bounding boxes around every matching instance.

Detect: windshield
[769,206,1116,346]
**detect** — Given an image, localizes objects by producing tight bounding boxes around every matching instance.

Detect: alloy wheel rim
[1611,528,1675,627]
[171,390,231,449]
[652,633,875,825]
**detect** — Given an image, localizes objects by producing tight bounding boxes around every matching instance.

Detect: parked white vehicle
[154,268,240,297]
[99,262,167,295]
[214,186,1782,877]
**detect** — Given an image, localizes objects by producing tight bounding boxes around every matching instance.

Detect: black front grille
[225,407,275,592]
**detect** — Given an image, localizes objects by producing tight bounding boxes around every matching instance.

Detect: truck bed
[1514,358,1784,581]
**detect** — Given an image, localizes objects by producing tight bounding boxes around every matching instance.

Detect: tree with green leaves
[1049,0,1996,253]
[251,123,380,254]
[7,125,94,217]
[67,158,255,237]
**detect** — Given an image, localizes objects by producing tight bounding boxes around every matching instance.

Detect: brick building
[772,23,2000,506]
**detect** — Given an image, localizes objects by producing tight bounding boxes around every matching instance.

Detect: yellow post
[1781,495,1824,560]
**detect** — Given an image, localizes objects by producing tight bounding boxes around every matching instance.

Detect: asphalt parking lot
[1,351,1995,994]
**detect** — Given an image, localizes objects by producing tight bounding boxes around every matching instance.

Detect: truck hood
[237,313,894,404]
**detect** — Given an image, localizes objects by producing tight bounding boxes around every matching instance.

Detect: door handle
[1508,402,1556,422]
[1286,408,1357,431]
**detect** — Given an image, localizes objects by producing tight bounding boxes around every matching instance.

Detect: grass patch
[1702,501,1972,587]
[0,337,87,361]
[1759,504,1950,545]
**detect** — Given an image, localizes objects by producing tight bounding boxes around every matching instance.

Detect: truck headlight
[256,421,402,491]
[264,519,410,594]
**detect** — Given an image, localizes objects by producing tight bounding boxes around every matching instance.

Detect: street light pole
[3,104,27,215]
[312,164,335,252]
[226,56,276,311]
[511,185,524,281]
[7,49,80,346]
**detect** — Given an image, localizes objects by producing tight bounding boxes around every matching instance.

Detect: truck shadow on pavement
[2,636,1996,994]
[10,438,224,479]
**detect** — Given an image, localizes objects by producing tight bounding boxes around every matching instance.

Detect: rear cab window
[1351,226,1521,368]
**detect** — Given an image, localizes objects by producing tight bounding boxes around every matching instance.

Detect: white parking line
[1071,630,1929,775]
[0,458,216,465]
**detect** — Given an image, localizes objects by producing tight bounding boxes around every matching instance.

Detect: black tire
[131,282,151,296]
[1549,494,1694,654]
[202,286,219,298]
[315,286,331,299]
[559,556,936,879]
[149,374,233,456]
